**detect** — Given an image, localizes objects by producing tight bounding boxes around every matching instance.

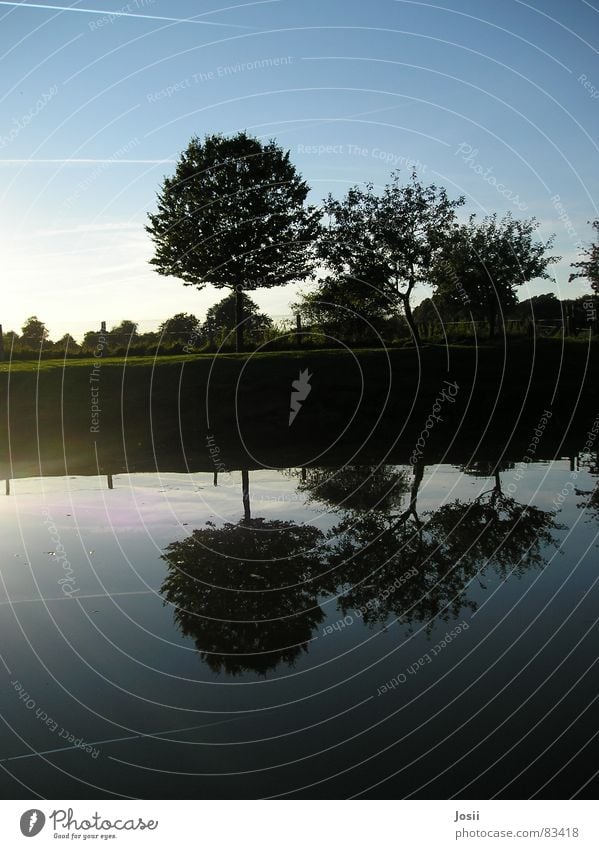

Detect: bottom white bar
[0,800,596,847]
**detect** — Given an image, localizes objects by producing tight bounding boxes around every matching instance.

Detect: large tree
[569,219,599,294]
[432,213,558,338]
[318,170,464,345]
[147,132,319,351]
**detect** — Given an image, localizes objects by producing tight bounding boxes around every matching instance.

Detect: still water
[0,455,597,798]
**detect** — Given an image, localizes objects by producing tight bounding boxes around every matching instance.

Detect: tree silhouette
[293,273,394,345]
[109,319,138,348]
[317,462,559,632]
[319,170,464,345]
[432,213,558,338]
[20,316,49,347]
[158,312,201,343]
[203,291,272,346]
[161,518,329,675]
[569,219,599,294]
[147,132,319,351]
[295,464,410,514]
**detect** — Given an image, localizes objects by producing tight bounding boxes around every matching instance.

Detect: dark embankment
[0,339,597,479]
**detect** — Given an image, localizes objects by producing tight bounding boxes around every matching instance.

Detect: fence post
[296,313,302,348]
[0,324,4,361]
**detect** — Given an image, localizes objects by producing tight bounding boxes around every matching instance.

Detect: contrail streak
[0,1,253,28]
[0,158,176,163]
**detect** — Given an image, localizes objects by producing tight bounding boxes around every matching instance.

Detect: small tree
[2,330,19,352]
[294,274,393,344]
[53,333,80,354]
[432,213,558,338]
[20,316,50,347]
[569,219,599,294]
[158,312,200,343]
[109,320,138,350]
[319,170,465,345]
[147,132,319,351]
[512,292,561,321]
[203,292,272,345]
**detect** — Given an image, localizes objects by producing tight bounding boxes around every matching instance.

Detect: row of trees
[145,131,599,348]
[2,293,273,355]
[6,129,598,355]
[6,290,597,358]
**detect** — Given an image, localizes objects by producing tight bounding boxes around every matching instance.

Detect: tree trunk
[409,460,425,520]
[403,298,421,347]
[235,286,244,352]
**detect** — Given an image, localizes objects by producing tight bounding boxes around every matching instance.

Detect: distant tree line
[4,289,597,361]
[1,293,277,359]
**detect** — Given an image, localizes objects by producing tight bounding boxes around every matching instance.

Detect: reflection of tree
[212,469,252,520]
[426,491,558,577]
[161,519,328,675]
[163,462,562,672]
[329,511,474,628]
[295,464,410,514]
[576,450,599,532]
[325,463,559,631]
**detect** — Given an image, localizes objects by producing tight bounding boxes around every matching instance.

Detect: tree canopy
[318,170,465,344]
[570,219,599,294]
[20,315,49,346]
[146,131,319,350]
[431,213,558,337]
[158,312,200,342]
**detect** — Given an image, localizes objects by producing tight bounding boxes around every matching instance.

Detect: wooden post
[0,324,4,361]
[241,469,250,521]
[213,471,218,486]
[296,313,302,348]
[107,474,113,490]
[565,305,572,337]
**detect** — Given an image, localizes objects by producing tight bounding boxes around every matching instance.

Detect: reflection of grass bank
[0,339,597,475]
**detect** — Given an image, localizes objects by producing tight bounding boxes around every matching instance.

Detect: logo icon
[289,368,312,425]
[20,810,46,837]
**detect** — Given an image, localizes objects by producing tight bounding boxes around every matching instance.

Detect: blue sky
[1,0,598,339]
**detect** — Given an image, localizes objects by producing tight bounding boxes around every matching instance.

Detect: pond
[0,452,597,799]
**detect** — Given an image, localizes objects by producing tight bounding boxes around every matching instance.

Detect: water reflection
[161,462,561,673]
[294,463,410,513]
[574,450,599,529]
[161,518,329,675]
